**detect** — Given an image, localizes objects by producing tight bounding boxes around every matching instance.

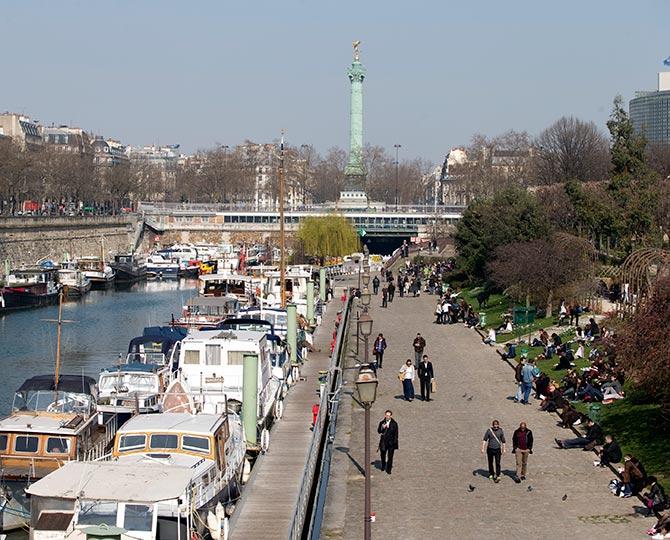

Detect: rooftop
[26,461,194,502]
[183,328,266,343]
[117,412,225,435]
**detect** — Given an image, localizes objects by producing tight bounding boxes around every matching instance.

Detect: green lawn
[574,399,670,491]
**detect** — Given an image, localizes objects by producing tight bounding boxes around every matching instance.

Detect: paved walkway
[230,291,342,539]
[322,290,655,539]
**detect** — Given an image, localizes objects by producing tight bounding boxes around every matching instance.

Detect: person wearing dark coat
[596,434,622,467]
[378,410,399,474]
[372,275,380,295]
[512,422,534,481]
[417,355,435,402]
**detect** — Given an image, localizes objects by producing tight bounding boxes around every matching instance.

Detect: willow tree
[297,215,359,261]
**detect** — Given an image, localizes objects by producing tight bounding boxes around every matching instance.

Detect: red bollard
[312,403,320,428]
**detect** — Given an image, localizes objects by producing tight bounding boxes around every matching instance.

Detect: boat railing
[84,413,118,461]
[126,352,166,365]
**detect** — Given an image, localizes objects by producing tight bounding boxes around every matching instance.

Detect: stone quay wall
[0,216,138,276]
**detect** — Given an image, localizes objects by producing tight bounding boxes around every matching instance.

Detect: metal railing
[287,293,352,539]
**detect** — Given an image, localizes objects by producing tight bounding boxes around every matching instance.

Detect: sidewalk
[322,291,654,539]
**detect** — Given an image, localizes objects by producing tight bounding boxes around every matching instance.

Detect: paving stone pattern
[327,290,654,540]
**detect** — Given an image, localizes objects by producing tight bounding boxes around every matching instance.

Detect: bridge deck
[230,292,342,539]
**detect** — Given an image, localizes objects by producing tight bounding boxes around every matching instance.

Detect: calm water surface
[0,279,196,415]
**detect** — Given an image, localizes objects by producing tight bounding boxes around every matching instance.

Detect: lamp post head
[361,273,370,287]
[358,310,373,337]
[360,288,371,307]
[355,365,378,405]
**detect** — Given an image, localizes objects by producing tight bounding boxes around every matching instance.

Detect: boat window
[46,437,71,454]
[149,434,178,449]
[205,344,221,366]
[183,350,200,365]
[15,435,39,453]
[123,504,153,532]
[227,351,245,366]
[78,501,117,526]
[119,434,146,451]
[0,435,6,452]
[182,435,210,454]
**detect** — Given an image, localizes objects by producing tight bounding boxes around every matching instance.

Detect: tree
[489,233,594,316]
[616,276,670,414]
[454,187,551,283]
[607,96,659,249]
[297,215,359,261]
[531,117,610,185]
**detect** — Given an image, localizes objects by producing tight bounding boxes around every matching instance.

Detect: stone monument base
[337,189,369,209]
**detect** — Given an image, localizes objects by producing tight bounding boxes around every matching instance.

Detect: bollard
[242,353,259,446]
[307,281,315,325]
[287,303,298,365]
[319,268,327,302]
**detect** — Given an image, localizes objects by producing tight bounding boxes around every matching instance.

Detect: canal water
[0,279,197,415]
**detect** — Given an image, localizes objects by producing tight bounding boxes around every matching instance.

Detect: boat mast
[54,290,64,394]
[279,132,287,308]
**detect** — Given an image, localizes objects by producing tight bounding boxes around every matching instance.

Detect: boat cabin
[177,329,278,419]
[174,296,240,329]
[198,274,258,305]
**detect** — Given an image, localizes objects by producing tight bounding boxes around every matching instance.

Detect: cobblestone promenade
[322,290,655,539]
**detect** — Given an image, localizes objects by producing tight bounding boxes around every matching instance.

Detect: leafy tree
[297,215,359,261]
[607,96,659,248]
[454,187,551,282]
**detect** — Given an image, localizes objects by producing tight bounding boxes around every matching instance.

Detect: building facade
[42,125,91,155]
[0,113,43,150]
[630,72,670,145]
[92,137,129,166]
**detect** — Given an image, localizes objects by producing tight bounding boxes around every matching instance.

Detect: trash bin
[588,404,601,423]
[479,312,487,327]
[513,306,536,325]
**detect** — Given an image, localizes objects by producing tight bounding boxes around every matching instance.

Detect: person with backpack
[481,420,506,483]
[643,476,668,516]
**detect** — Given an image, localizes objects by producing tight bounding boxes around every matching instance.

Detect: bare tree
[646,143,670,180]
[532,116,610,185]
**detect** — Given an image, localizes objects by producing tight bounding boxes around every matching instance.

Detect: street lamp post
[359,310,373,366]
[354,364,378,540]
[393,144,402,209]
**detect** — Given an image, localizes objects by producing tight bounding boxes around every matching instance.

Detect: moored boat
[57,261,92,298]
[76,256,115,289]
[145,254,180,279]
[0,266,60,312]
[110,253,147,283]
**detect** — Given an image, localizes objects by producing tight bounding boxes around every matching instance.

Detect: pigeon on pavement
[468,485,476,492]
[562,494,568,501]
[527,486,533,492]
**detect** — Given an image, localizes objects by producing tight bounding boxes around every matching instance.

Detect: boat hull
[0,289,59,311]
[88,276,115,290]
[63,280,92,298]
[0,480,31,532]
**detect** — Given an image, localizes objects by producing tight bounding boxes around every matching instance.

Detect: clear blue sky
[1,0,668,164]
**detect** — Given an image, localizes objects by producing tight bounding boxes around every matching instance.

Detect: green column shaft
[306,281,315,324]
[287,303,298,364]
[349,78,363,162]
[242,353,259,446]
[319,268,327,302]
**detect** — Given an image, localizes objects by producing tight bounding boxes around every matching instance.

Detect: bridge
[138,202,466,251]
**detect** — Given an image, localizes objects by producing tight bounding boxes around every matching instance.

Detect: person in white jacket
[399,359,416,401]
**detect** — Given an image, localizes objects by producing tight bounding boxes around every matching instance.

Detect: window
[205,344,221,366]
[183,350,200,365]
[123,504,153,532]
[46,437,71,454]
[0,435,7,452]
[149,434,178,450]
[227,351,245,366]
[118,434,146,451]
[15,435,39,453]
[182,435,210,454]
[78,501,117,526]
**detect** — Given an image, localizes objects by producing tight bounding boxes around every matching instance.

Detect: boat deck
[230,293,340,539]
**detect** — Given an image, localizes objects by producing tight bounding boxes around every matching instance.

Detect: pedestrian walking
[377,410,398,474]
[398,275,404,297]
[372,275,380,295]
[388,281,396,302]
[373,333,387,368]
[481,420,506,482]
[381,285,388,308]
[412,333,426,368]
[417,354,434,402]
[398,359,415,401]
[512,422,533,482]
[520,358,536,404]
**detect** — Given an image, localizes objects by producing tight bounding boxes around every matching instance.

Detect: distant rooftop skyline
[1,0,668,164]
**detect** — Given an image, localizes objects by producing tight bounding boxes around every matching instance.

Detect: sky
[1,0,668,165]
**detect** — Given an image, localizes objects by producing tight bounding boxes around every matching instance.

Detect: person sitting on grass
[553,346,575,371]
[497,316,514,333]
[617,454,645,498]
[601,374,625,401]
[648,511,670,539]
[534,371,550,399]
[643,476,668,516]
[593,434,622,467]
[555,418,602,449]
[483,328,496,346]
